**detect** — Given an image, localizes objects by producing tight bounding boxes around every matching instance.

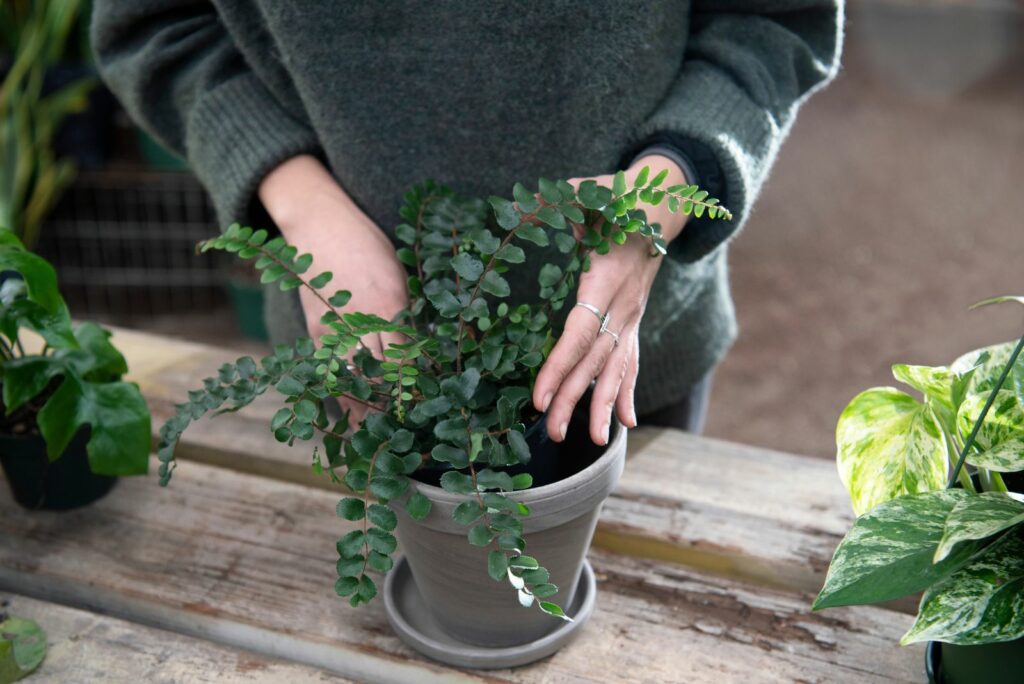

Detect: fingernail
[558,422,567,441]
[541,392,553,412]
[629,408,638,428]
[601,422,610,445]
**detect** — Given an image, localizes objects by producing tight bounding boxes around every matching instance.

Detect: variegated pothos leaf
[903,526,1024,645]
[967,438,1024,473]
[892,363,956,431]
[935,492,1024,562]
[814,490,980,610]
[837,388,948,515]
[957,390,1024,452]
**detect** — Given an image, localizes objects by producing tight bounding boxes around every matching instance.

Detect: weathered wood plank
[0,461,923,683]
[108,327,856,595]
[1,594,352,683]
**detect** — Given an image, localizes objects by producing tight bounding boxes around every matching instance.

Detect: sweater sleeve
[626,0,844,262]
[91,0,321,225]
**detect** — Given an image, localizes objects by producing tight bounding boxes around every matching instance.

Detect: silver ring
[600,326,620,347]
[574,301,604,324]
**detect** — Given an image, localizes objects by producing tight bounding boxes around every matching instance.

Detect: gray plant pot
[391,418,626,652]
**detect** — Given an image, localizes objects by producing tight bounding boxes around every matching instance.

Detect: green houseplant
[156,168,730,666]
[0,229,150,509]
[814,296,1024,684]
[0,0,96,248]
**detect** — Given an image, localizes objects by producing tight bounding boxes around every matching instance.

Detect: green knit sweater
[92,1,842,414]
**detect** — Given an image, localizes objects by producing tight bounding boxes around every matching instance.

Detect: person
[92,1,843,445]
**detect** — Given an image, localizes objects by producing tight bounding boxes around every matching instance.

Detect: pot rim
[411,418,624,506]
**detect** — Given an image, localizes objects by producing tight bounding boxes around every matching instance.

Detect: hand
[532,155,690,445]
[259,155,409,422]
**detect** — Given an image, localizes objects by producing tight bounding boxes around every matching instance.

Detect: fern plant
[157,168,730,618]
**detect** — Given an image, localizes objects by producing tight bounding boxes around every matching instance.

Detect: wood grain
[109,327,856,595]
[0,594,352,683]
[0,460,923,683]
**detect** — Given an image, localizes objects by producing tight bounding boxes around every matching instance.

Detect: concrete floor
[704,4,1024,458]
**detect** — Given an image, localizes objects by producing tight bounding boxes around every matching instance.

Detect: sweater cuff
[185,72,321,227]
[629,61,778,262]
[629,143,701,190]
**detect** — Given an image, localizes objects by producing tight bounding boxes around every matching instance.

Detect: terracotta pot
[393,413,626,648]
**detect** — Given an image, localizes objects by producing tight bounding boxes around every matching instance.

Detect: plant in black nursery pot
[0,230,151,510]
[814,296,1024,684]
[156,169,730,667]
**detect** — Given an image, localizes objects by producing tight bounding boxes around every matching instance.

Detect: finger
[590,323,635,444]
[615,331,640,428]
[533,298,610,413]
[545,323,619,443]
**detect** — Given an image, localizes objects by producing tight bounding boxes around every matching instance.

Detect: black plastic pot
[926,637,1024,684]
[0,430,117,510]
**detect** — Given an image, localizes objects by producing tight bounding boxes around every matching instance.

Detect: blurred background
[3,0,1022,460]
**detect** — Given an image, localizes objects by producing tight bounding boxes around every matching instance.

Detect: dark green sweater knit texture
[92,1,842,415]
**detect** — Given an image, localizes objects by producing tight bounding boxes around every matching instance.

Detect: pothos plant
[156,168,731,618]
[0,229,150,474]
[814,296,1024,646]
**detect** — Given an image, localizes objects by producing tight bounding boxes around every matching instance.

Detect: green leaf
[440,471,476,494]
[369,475,408,501]
[441,368,480,405]
[366,550,394,573]
[367,503,398,531]
[336,497,365,521]
[406,492,432,520]
[431,444,469,469]
[935,493,1024,562]
[0,615,46,680]
[507,430,531,464]
[538,178,561,204]
[836,388,948,515]
[532,583,559,598]
[0,245,64,314]
[633,166,649,187]
[892,364,954,410]
[453,500,485,524]
[903,528,1024,645]
[366,527,398,554]
[70,322,128,378]
[357,575,378,602]
[537,264,561,288]
[958,390,1024,453]
[488,549,508,581]
[513,183,539,213]
[480,271,511,298]
[426,289,462,318]
[309,271,333,289]
[813,490,984,610]
[535,207,565,231]
[509,555,539,569]
[2,357,63,414]
[539,601,572,622]
[578,181,611,210]
[516,223,550,246]
[495,244,526,264]
[334,576,359,597]
[612,170,627,196]
[967,439,1024,472]
[37,374,150,476]
[511,473,533,490]
[488,196,520,230]
[328,290,352,307]
[336,530,365,557]
[468,524,493,546]
[450,253,484,282]
[434,417,468,443]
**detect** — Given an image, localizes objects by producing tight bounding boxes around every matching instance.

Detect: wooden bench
[0,328,925,682]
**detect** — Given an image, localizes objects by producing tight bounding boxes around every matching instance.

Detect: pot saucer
[383,557,596,669]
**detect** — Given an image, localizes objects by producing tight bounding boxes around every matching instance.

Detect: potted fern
[0,230,150,509]
[156,168,730,667]
[814,297,1024,684]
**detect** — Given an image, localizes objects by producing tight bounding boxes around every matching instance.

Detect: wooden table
[0,328,926,683]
